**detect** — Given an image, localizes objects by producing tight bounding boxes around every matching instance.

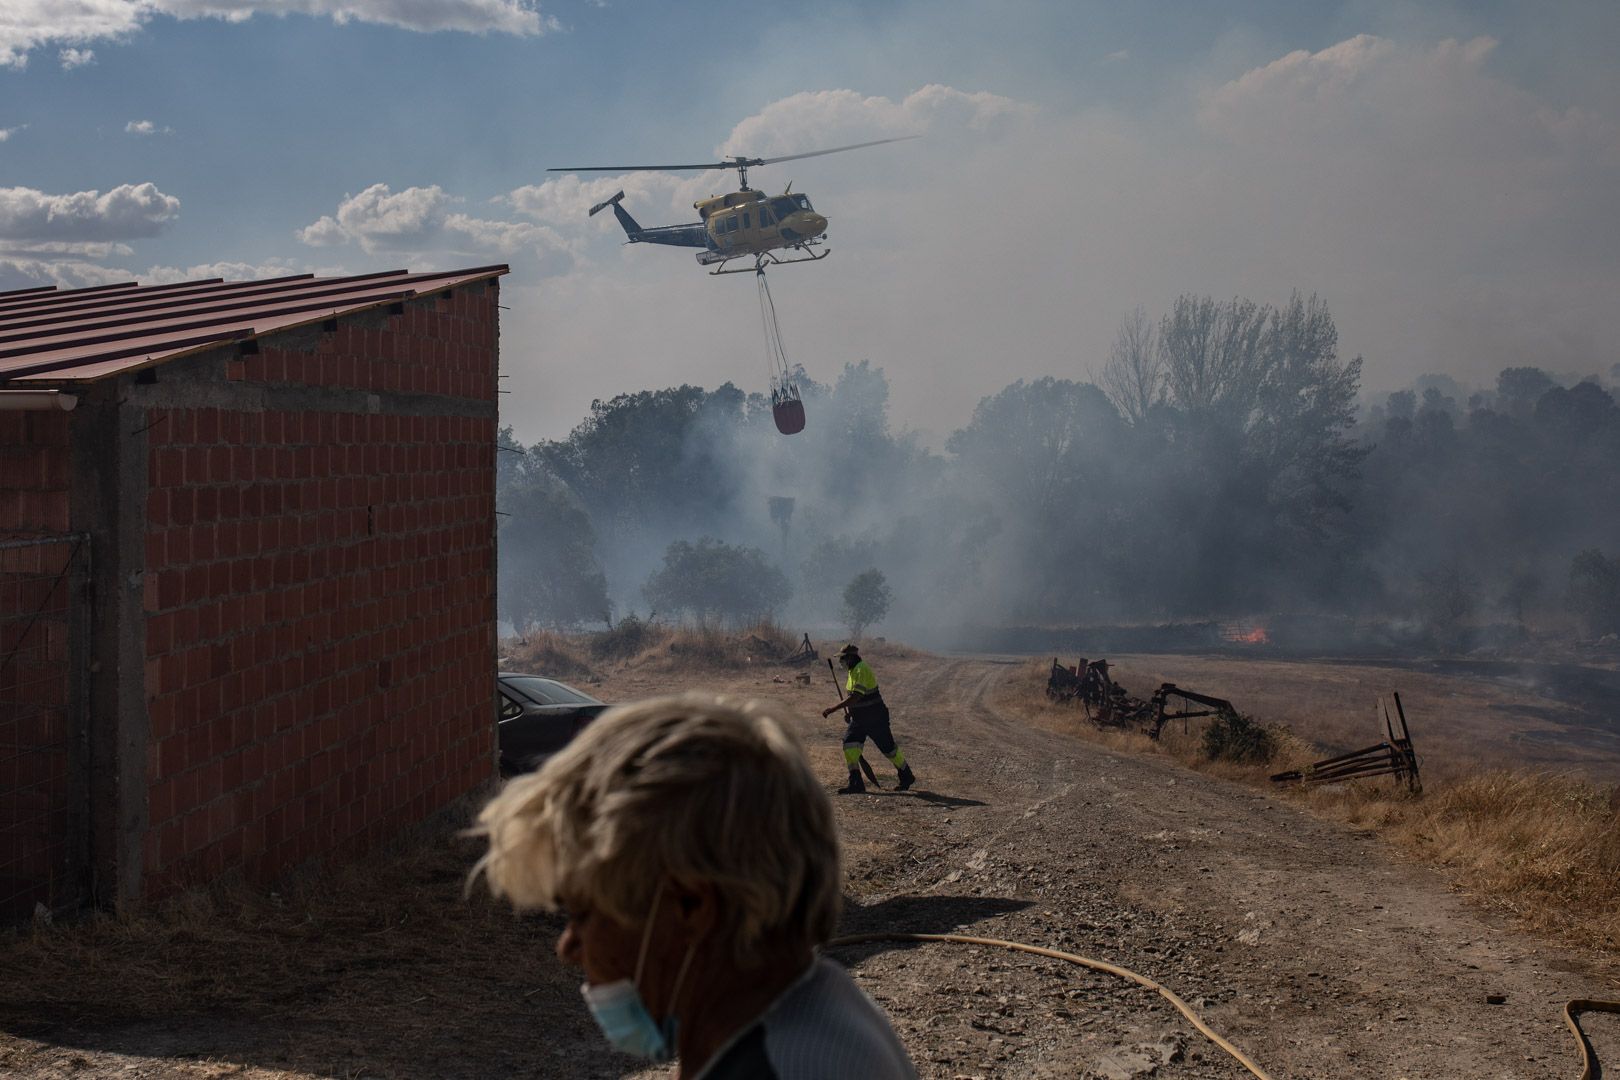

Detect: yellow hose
[1566,999,1620,1080]
[827,930,1275,1080]
[831,931,1619,1080]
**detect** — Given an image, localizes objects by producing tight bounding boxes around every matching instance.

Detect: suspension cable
[756,267,791,387]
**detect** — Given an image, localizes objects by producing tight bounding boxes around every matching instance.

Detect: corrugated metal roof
[0,266,509,384]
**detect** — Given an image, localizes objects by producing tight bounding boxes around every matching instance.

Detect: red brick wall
[139,289,497,892]
[0,411,71,533]
[0,410,76,918]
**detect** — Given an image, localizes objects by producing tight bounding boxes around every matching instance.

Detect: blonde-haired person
[473,692,916,1079]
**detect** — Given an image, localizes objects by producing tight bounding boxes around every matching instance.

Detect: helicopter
[549,136,915,275]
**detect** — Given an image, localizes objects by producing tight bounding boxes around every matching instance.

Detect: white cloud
[0,253,305,292]
[58,46,95,68]
[0,240,136,258]
[503,171,688,228]
[0,256,132,291]
[301,183,452,252]
[142,258,303,284]
[1,0,549,68]
[297,182,573,267]
[721,85,1033,158]
[156,0,548,35]
[0,2,144,69]
[125,119,172,135]
[0,125,24,142]
[296,215,347,246]
[0,183,181,241]
[441,212,562,256]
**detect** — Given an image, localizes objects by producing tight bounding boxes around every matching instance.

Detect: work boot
[896,765,916,792]
[837,771,866,795]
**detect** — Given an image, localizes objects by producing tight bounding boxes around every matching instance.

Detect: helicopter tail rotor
[588,190,626,217]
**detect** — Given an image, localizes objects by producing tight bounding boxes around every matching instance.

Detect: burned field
[1086,652,1620,781]
[3,645,1618,1078]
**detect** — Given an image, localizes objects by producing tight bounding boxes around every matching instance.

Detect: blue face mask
[578,888,695,1063]
[580,978,678,1061]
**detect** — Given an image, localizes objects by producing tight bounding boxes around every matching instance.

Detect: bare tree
[1100,306,1161,424]
[1159,295,1268,419]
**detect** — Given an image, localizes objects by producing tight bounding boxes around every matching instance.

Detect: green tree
[498,471,610,631]
[841,569,893,639]
[1495,367,1555,418]
[643,538,792,626]
[1416,567,1477,653]
[1568,549,1620,636]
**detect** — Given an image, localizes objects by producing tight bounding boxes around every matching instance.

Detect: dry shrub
[588,613,670,662]
[666,620,798,665]
[1201,712,1276,764]
[604,618,805,672]
[743,619,800,658]
[848,638,927,661]
[501,628,594,680]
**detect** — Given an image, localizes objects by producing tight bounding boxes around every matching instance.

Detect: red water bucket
[772,397,806,435]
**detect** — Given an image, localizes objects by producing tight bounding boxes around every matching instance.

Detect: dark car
[497,673,611,775]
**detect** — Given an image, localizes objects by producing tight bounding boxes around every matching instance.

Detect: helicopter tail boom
[590,190,707,249]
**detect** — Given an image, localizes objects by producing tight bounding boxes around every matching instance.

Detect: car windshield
[501,675,603,707]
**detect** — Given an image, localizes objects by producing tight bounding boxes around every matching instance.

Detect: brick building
[0,266,507,919]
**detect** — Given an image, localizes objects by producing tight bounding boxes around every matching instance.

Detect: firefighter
[821,643,915,794]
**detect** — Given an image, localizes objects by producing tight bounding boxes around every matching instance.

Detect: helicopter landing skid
[704,245,831,276]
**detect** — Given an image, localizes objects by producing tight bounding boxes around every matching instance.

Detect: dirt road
[766,654,1617,1079]
[3,652,1616,1078]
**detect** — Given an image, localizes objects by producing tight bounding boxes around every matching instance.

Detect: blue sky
[4,1,1618,440]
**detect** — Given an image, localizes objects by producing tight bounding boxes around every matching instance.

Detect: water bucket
[772,397,806,435]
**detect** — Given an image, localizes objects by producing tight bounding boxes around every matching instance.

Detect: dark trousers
[843,699,897,757]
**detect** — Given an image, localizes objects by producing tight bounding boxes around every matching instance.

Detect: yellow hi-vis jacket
[845,660,881,707]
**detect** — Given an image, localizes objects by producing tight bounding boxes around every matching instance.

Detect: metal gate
[0,533,89,922]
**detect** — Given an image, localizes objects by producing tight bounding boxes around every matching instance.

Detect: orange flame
[1223,624,1269,644]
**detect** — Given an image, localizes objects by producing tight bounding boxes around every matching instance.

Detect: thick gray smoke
[497,294,1620,653]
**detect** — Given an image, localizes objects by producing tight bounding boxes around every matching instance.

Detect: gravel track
[819,655,1616,1079]
[3,652,1615,1079]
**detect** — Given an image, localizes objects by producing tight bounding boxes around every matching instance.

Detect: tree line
[496,292,1620,646]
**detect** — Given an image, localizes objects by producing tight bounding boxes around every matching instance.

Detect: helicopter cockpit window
[770,197,798,219]
[760,207,775,226]
[792,194,812,211]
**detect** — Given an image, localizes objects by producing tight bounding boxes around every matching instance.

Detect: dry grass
[501,628,597,680]
[622,619,802,672]
[1009,657,1620,955]
[0,790,606,1078]
[504,619,812,679]
[1304,772,1620,951]
[1096,652,1620,781]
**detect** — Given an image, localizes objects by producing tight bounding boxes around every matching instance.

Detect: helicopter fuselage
[587,187,828,268]
[694,190,828,256]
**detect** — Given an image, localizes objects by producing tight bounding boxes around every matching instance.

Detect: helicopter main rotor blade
[548,136,918,174]
[750,135,919,166]
[547,163,735,173]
